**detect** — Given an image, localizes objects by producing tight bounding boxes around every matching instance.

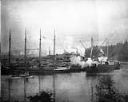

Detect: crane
[79,40,86,49]
[79,40,86,57]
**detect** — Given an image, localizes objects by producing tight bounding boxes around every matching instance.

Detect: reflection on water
[1,64,128,102]
[96,75,121,102]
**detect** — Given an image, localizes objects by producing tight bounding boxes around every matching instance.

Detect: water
[1,63,128,102]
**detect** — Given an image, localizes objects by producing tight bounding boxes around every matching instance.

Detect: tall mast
[39,29,41,93]
[53,29,56,56]
[90,37,93,58]
[9,30,11,66]
[24,29,27,68]
[53,28,56,102]
[107,40,109,59]
[23,29,27,102]
[39,28,41,68]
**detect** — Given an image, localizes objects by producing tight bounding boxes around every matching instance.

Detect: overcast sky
[1,0,128,55]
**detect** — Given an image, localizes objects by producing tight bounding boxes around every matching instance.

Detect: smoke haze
[1,0,128,55]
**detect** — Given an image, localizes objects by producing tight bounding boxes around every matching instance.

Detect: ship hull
[86,63,120,74]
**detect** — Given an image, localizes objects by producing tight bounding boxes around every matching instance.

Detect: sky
[1,0,128,55]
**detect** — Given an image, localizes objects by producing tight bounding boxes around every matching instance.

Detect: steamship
[85,57,120,74]
[85,37,120,74]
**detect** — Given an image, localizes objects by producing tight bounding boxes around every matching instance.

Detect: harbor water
[1,63,128,102]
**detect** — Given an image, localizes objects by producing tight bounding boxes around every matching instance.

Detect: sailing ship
[1,30,13,74]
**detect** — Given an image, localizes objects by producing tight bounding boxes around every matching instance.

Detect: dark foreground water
[1,63,128,102]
